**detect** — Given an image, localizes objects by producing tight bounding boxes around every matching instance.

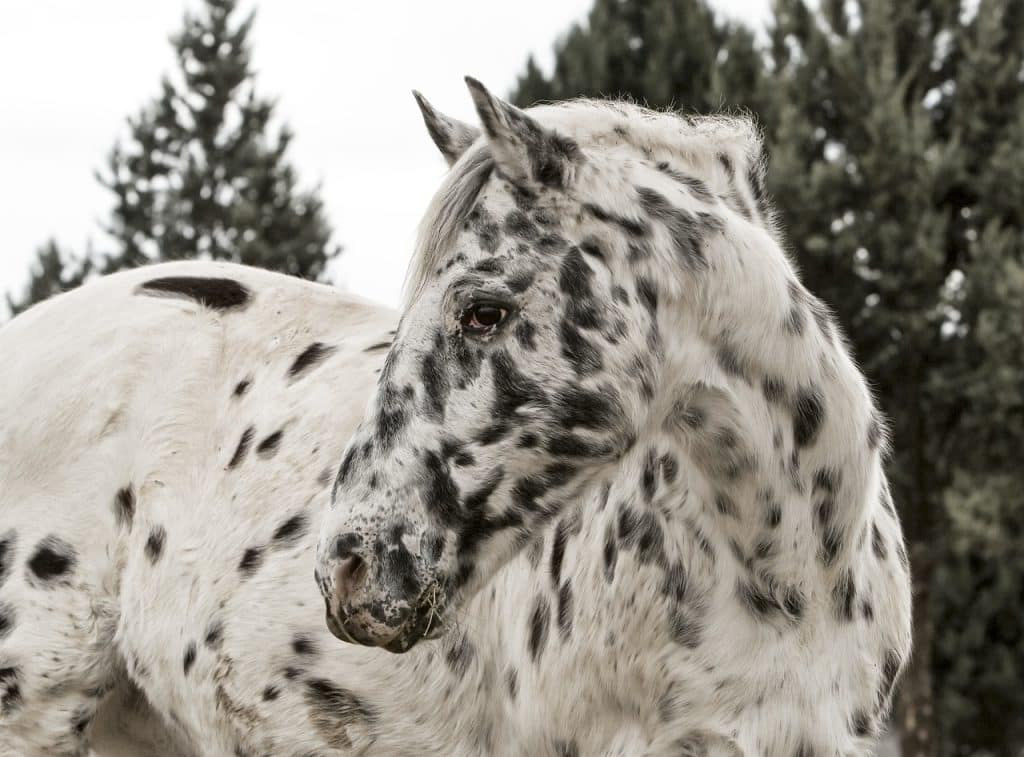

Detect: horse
[0,78,911,756]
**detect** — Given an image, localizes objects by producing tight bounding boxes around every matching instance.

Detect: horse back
[0,261,394,755]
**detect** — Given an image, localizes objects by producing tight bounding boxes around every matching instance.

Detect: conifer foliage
[99,0,338,278]
[6,240,92,317]
[7,0,338,315]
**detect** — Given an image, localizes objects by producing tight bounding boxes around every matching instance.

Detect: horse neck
[387,246,887,744]
[651,233,884,577]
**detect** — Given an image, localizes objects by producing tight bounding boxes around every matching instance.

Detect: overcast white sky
[0,0,770,309]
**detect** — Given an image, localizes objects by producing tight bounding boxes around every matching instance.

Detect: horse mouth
[323,581,449,653]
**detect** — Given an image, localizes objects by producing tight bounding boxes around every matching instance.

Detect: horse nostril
[334,554,369,603]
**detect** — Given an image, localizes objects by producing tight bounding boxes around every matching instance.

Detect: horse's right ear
[413,91,480,166]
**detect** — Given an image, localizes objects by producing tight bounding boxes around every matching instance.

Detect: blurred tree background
[6,0,339,316]
[513,0,1024,754]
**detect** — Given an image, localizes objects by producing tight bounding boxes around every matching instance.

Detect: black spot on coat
[583,202,647,236]
[560,320,602,375]
[668,606,702,649]
[547,520,571,589]
[792,387,825,448]
[445,632,475,678]
[205,619,224,649]
[527,596,550,661]
[0,531,16,588]
[505,210,539,240]
[288,342,336,379]
[762,376,787,405]
[635,276,658,317]
[737,580,780,619]
[376,382,410,450]
[506,668,518,699]
[714,492,738,518]
[256,430,284,458]
[553,386,622,431]
[0,665,22,716]
[27,535,77,581]
[514,320,537,350]
[463,467,505,517]
[272,513,308,546]
[557,581,573,639]
[0,602,15,640]
[871,522,888,560]
[239,546,264,576]
[636,186,720,268]
[422,450,461,527]
[715,341,752,382]
[506,268,536,293]
[228,426,255,468]
[114,486,135,529]
[304,678,377,749]
[832,567,857,622]
[292,634,318,656]
[641,450,658,503]
[334,446,359,491]
[70,706,92,737]
[491,350,546,420]
[851,709,874,737]
[145,527,166,564]
[421,337,451,421]
[183,642,197,675]
[602,523,618,582]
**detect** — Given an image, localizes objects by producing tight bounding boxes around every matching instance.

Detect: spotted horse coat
[0,79,910,757]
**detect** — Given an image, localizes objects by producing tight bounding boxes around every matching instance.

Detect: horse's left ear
[413,90,480,166]
[464,76,581,190]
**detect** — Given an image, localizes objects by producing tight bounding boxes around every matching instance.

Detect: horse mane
[404,99,766,305]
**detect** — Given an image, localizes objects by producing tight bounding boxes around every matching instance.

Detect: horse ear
[413,91,480,167]
[464,76,580,190]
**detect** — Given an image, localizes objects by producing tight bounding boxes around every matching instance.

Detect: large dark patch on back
[138,276,251,310]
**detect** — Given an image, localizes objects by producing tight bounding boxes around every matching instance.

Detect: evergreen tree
[767,2,1024,753]
[7,0,341,319]
[514,0,1024,753]
[512,0,773,118]
[6,240,93,317]
[98,0,339,278]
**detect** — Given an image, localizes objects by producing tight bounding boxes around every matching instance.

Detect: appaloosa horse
[0,79,910,756]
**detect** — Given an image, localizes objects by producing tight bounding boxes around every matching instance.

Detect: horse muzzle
[314,529,448,653]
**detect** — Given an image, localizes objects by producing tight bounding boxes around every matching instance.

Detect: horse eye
[460,304,508,335]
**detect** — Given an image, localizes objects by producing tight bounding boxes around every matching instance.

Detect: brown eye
[460,304,508,335]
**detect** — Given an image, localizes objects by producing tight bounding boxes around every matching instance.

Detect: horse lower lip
[327,609,411,649]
